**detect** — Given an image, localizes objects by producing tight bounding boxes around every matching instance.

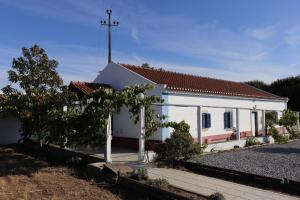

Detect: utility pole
[101,9,119,63]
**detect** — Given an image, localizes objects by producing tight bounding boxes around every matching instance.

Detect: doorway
[251,112,258,136]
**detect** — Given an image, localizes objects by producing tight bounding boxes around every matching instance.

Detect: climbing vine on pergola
[0,44,167,149]
[73,84,167,148]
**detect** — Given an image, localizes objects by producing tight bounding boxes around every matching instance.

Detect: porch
[101,102,300,162]
[75,145,156,163]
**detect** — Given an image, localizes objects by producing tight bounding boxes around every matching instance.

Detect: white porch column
[262,110,266,136]
[236,108,240,140]
[105,113,112,163]
[138,104,146,162]
[297,112,300,132]
[197,106,202,144]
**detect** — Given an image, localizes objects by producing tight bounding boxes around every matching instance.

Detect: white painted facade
[165,93,286,139]
[94,62,165,141]
[94,63,288,146]
[0,113,21,144]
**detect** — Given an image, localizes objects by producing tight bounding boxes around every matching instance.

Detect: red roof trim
[120,63,287,101]
[69,81,111,96]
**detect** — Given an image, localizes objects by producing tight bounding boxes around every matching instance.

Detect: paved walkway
[148,168,300,200]
[75,146,155,163]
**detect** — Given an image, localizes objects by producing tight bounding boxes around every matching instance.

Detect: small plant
[154,121,206,163]
[208,192,225,200]
[245,137,261,147]
[270,127,289,144]
[130,168,149,181]
[147,178,169,189]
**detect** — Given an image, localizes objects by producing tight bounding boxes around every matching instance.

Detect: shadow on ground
[0,145,149,200]
[252,147,300,154]
[0,146,48,177]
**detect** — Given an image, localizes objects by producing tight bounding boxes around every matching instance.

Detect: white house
[90,62,288,151]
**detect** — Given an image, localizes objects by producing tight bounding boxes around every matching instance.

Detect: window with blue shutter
[224,112,233,129]
[202,113,211,128]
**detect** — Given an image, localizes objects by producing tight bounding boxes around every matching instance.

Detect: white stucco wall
[94,63,287,142]
[0,113,21,144]
[166,93,287,140]
[94,63,164,141]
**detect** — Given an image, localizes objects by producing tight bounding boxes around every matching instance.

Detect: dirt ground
[0,146,144,200]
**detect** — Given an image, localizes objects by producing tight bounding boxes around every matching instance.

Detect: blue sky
[1,0,300,88]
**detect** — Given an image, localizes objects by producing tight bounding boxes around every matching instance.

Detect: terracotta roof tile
[69,81,111,96]
[120,64,287,101]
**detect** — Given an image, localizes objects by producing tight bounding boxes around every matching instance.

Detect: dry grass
[0,146,123,200]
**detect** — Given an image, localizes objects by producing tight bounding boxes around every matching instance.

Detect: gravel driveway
[193,140,300,181]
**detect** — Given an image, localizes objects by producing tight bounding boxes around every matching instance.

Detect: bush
[245,137,261,147]
[265,111,279,129]
[279,109,299,139]
[270,127,289,144]
[154,121,206,163]
[208,192,225,200]
[147,178,169,189]
[130,168,149,181]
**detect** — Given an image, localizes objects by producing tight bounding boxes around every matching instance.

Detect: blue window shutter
[229,112,233,128]
[207,114,211,128]
[202,113,206,128]
[224,112,228,129]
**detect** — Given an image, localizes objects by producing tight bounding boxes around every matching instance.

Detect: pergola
[68,81,300,163]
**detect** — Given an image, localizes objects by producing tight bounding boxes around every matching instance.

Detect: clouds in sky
[131,28,139,41]
[284,25,300,46]
[0,0,300,88]
[245,25,279,40]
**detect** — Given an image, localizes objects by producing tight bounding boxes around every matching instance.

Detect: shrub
[208,192,225,200]
[154,121,206,163]
[265,111,279,129]
[130,168,149,181]
[279,109,299,139]
[245,137,261,147]
[147,178,169,189]
[270,127,289,144]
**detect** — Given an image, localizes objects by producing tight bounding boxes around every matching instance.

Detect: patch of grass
[208,192,225,200]
[130,168,149,181]
[147,178,169,189]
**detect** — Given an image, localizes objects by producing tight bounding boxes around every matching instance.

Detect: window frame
[202,113,211,129]
[224,111,233,129]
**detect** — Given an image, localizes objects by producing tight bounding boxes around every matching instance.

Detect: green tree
[246,77,300,111]
[265,111,278,129]
[279,109,299,139]
[245,80,269,91]
[269,76,300,111]
[1,45,77,143]
[1,46,168,149]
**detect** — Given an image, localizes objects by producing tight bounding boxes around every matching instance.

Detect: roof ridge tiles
[119,63,244,84]
[119,63,287,101]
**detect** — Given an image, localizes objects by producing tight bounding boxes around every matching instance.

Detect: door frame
[251,111,259,136]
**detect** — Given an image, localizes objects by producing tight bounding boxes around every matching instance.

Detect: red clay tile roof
[120,64,287,101]
[69,81,111,96]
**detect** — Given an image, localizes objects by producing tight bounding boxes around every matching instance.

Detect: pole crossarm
[101,9,119,63]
